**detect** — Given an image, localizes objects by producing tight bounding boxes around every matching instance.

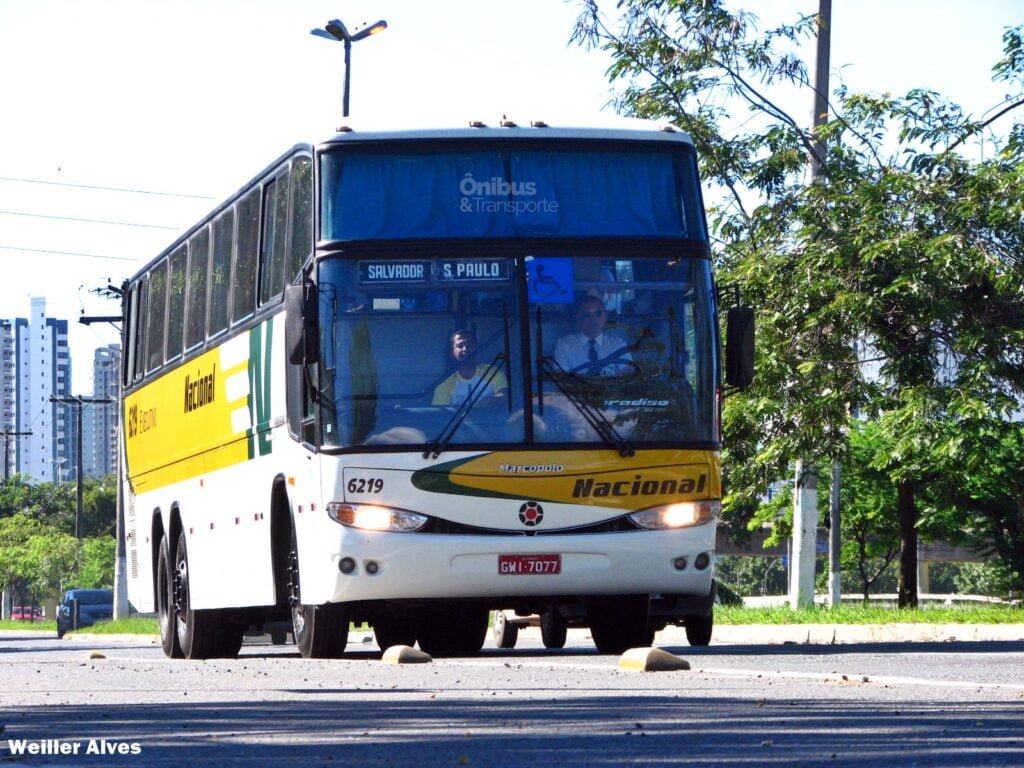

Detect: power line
[0,209,179,230]
[0,245,138,262]
[0,175,215,200]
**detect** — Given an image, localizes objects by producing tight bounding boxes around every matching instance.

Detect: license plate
[498,554,561,575]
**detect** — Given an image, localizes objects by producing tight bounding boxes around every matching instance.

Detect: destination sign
[359,261,429,283]
[437,259,510,282]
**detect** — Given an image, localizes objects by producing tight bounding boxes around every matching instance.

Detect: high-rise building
[1,320,15,479]
[82,344,121,478]
[6,298,73,483]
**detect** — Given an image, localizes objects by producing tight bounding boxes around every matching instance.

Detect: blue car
[56,589,113,638]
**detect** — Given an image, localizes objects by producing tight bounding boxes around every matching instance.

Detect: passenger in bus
[432,329,508,405]
[554,295,633,376]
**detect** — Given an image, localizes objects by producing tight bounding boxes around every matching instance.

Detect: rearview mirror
[285,283,319,366]
[725,306,755,390]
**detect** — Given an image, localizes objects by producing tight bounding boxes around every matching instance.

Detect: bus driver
[554,295,633,376]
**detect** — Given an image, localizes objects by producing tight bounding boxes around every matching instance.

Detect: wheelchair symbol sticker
[527,257,573,304]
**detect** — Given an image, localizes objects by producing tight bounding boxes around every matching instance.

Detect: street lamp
[311,18,387,119]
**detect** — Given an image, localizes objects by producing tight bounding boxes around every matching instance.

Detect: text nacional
[184,364,216,413]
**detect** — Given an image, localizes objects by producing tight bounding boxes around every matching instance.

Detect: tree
[77,536,116,589]
[0,513,63,608]
[838,422,900,601]
[574,2,1024,606]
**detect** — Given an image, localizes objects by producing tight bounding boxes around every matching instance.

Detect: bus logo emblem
[519,502,544,527]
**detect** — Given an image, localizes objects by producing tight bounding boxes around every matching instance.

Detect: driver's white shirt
[553,332,632,376]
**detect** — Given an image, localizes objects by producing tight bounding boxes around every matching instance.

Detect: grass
[69,617,160,635]
[0,619,56,631]
[717,603,1024,625]
[0,617,159,634]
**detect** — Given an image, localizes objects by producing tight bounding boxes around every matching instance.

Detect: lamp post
[311,18,387,118]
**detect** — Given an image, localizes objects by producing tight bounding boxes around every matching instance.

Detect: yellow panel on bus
[123,325,270,493]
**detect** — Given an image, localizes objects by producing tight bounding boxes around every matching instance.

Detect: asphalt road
[2,627,1024,767]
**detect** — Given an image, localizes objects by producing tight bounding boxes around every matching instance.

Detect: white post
[790,460,818,609]
[113,423,130,619]
[828,462,842,606]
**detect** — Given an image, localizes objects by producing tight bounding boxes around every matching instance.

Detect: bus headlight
[628,500,719,530]
[327,502,428,532]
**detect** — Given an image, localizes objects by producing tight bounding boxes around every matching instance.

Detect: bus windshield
[316,254,717,450]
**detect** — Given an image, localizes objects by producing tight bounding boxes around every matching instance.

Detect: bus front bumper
[308,522,717,605]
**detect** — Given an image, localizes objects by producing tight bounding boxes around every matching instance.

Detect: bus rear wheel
[156,535,183,658]
[417,606,488,657]
[173,530,243,659]
[588,595,651,655]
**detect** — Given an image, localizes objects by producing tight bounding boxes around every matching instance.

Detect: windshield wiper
[424,352,508,459]
[537,356,635,458]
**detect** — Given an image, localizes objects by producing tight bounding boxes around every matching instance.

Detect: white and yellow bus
[121,119,754,659]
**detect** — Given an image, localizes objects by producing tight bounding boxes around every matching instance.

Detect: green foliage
[716,555,787,597]
[951,561,1020,598]
[0,474,119,608]
[575,1,1024,606]
[77,537,116,589]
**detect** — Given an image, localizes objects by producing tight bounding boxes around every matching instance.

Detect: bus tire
[292,602,349,658]
[540,607,567,649]
[417,606,488,657]
[156,535,183,658]
[373,609,418,651]
[492,611,518,649]
[288,528,349,659]
[684,610,713,647]
[588,595,650,655]
[174,530,243,659]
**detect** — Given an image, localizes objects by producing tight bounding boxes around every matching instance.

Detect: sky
[0,0,1020,393]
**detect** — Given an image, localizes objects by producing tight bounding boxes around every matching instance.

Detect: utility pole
[810,0,841,608]
[80,279,130,618]
[50,396,113,538]
[791,0,833,611]
[0,429,32,480]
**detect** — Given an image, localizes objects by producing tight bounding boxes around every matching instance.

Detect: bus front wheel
[288,529,349,659]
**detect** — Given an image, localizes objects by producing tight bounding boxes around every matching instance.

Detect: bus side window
[288,157,313,283]
[123,284,137,387]
[132,279,148,382]
[185,227,210,350]
[232,189,260,325]
[166,245,187,362]
[209,209,234,337]
[259,171,289,305]
[145,261,168,373]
